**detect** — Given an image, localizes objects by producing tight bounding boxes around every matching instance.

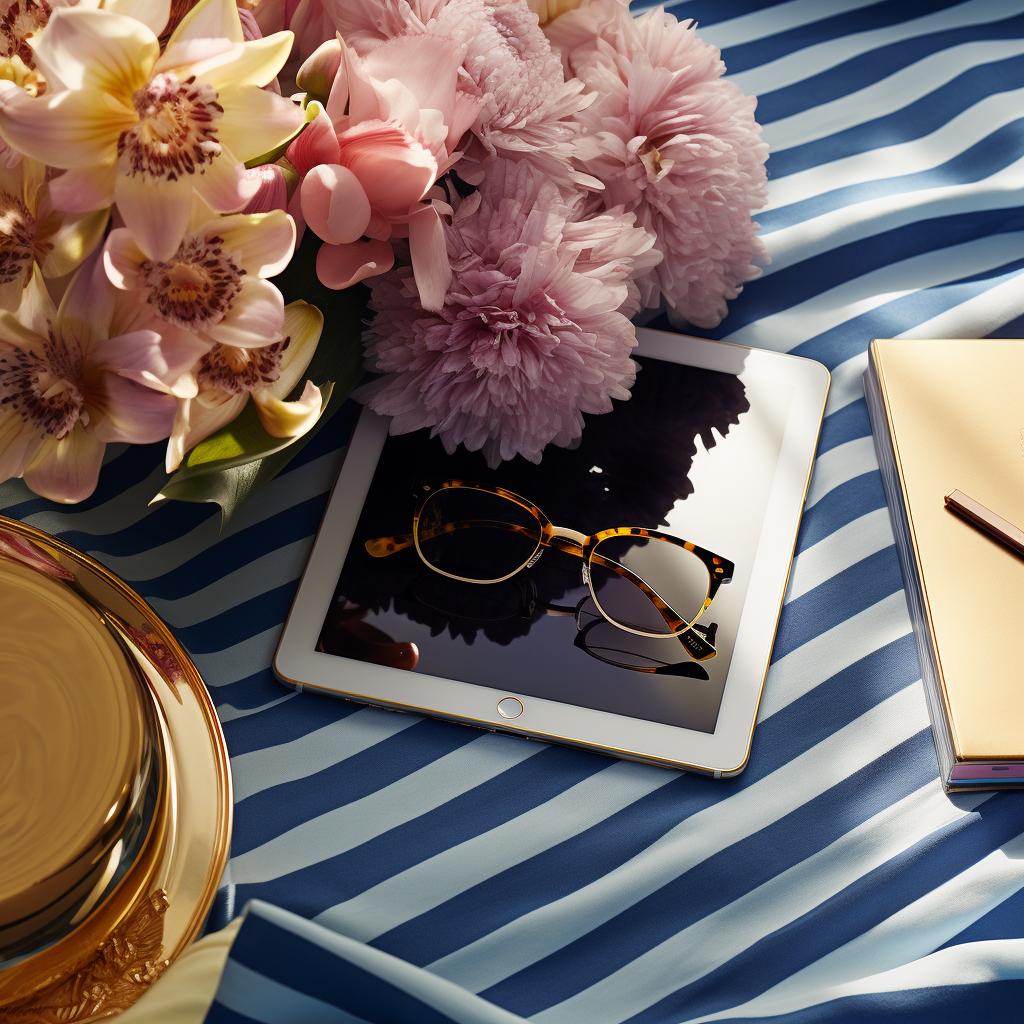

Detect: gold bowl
[0,517,231,1022]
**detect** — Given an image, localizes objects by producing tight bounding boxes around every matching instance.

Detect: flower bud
[296,38,342,105]
[242,163,288,214]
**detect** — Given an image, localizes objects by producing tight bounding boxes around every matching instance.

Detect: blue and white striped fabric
[5,1,1024,1020]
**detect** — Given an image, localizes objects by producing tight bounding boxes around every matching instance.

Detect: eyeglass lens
[589,535,711,636]
[417,488,542,582]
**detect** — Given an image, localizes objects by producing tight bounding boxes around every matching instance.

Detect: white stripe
[758,592,911,722]
[693,0,883,51]
[760,153,1024,277]
[763,38,1024,149]
[533,783,988,1024]
[729,231,1024,350]
[215,959,370,1024]
[230,731,544,885]
[314,760,677,941]
[217,692,298,723]
[427,684,930,993]
[765,86,1024,212]
[728,0,1024,96]
[786,507,894,602]
[94,449,345,582]
[805,436,878,509]
[690,831,1024,1022]
[231,705,420,803]
[192,624,282,686]
[823,271,1024,417]
[147,537,312,628]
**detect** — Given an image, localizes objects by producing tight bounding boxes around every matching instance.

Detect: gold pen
[944,488,1024,558]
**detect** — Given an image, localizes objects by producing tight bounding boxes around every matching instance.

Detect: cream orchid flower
[165,300,324,472]
[103,195,295,349]
[0,0,304,262]
[0,156,108,311]
[0,258,201,502]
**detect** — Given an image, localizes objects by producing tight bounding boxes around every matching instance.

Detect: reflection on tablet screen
[317,355,792,735]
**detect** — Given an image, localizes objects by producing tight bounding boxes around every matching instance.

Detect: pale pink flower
[551,1,769,328]
[289,34,482,308]
[356,160,645,467]
[323,0,590,191]
[0,157,108,311]
[0,259,192,502]
[103,197,295,351]
[0,0,304,262]
[165,299,324,472]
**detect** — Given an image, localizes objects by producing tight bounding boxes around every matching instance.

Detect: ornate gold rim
[0,516,232,1021]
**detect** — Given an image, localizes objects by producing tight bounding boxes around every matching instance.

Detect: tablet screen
[316,354,793,734]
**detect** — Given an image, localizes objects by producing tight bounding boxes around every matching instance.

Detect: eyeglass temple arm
[365,520,543,559]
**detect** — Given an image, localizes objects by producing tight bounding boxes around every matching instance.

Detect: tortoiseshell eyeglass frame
[364,480,734,659]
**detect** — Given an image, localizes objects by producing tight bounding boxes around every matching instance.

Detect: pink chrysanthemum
[550,0,769,328]
[324,0,590,190]
[356,160,654,466]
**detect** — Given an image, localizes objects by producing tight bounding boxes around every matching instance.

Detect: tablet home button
[497,697,524,719]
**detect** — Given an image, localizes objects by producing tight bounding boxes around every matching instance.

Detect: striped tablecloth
[6,1,1024,1020]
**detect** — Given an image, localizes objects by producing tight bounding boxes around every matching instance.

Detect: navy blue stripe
[768,51,1024,177]
[662,0,800,27]
[483,729,937,1017]
[798,472,887,550]
[755,9,1024,124]
[372,633,923,967]
[231,717,483,853]
[771,547,903,663]
[814,400,871,458]
[213,671,299,717]
[231,744,610,918]
[221,686,363,758]
[937,882,1024,948]
[173,581,298,653]
[721,0,964,76]
[203,1003,258,1024]
[623,795,1024,1023]
[222,912,458,1024]
[702,981,1024,1023]
[759,118,1024,232]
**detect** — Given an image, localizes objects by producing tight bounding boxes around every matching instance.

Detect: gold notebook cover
[870,338,1024,766]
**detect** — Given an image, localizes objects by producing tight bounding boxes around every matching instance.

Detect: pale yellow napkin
[116,917,242,1024]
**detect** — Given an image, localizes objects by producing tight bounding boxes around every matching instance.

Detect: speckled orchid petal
[22,426,106,504]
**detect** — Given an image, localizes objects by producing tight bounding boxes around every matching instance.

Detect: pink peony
[288,33,483,308]
[550,0,769,328]
[356,160,654,467]
[323,0,590,191]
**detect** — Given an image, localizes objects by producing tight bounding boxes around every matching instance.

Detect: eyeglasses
[365,480,733,661]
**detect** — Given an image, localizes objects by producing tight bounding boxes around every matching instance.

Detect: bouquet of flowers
[0,0,767,514]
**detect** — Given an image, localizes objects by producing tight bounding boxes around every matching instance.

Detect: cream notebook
[865,338,1024,791]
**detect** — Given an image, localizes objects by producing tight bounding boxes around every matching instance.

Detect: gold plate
[0,517,232,1022]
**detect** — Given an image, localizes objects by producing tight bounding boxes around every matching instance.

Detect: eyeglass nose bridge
[547,525,589,547]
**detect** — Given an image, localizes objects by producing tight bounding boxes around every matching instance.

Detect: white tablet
[275,329,829,776]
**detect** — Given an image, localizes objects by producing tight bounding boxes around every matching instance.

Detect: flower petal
[214,85,305,164]
[204,277,284,347]
[266,300,323,399]
[168,0,244,47]
[91,372,177,443]
[408,204,451,312]
[40,207,109,278]
[47,165,117,214]
[0,407,41,484]
[253,379,322,438]
[101,0,172,37]
[32,8,157,99]
[315,238,394,290]
[185,33,295,92]
[23,425,105,504]
[286,105,340,176]
[114,168,192,261]
[191,146,259,214]
[8,268,55,338]
[0,87,132,169]
[211,209,295,278]
[166,390,246,470]
[300,163,370,246]
[102,227,147,290]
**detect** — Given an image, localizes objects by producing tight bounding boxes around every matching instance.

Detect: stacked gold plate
[0,517,231,1022]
